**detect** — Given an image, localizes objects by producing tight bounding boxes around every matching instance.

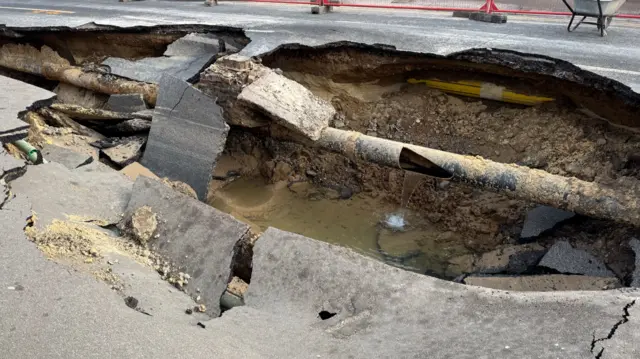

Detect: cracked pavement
[0,0,640,92]
[2,1,640,358]
[591,300,637,358]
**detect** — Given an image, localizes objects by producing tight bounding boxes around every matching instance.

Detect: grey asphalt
[3,2,640,358]
[0,0,640,92]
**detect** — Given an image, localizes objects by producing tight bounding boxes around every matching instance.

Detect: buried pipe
[0,44,158,105]
[46,67,158,106]
[314,127,640,227]
[13,140,43,164]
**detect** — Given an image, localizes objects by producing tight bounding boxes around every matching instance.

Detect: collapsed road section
[1,23,640,358]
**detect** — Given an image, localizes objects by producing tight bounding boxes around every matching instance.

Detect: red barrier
[225,0,640,19]
[324,0,640,18]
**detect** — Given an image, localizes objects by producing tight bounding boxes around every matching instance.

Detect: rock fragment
[128,206,158,246]
[538,240,614,277]
[520,205,575,241]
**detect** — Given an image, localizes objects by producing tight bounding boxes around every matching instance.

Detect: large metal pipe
[0,44,158,105]
[315,127,640,227]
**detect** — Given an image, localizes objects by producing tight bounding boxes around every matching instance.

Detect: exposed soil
[214,58,640,280]
[25,218,151,267]
[3,25,639,286]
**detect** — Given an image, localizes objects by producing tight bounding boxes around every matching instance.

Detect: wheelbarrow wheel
[605,16,613,28]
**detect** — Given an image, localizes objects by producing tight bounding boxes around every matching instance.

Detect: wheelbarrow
[561,0,627,36]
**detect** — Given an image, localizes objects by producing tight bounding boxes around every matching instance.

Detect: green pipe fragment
[13,140,43,164]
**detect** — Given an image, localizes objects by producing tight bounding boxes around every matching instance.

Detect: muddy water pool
[210,177,471,278]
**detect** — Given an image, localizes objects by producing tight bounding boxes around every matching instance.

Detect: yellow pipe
[407,78,554,106]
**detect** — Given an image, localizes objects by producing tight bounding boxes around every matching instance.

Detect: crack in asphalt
[168,85,189,116]
[590,300,636,359]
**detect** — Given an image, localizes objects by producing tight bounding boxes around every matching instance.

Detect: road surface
[0,0,639,91]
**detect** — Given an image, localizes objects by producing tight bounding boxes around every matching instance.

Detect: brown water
[210,177,470,277]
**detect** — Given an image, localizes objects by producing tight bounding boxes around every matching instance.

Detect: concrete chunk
[101,136,146,167]
[41,144,93,169]
[121,176,249,317]
[247,228,632,358]
[520,205,575,241]
[0,75,55,142]
[10,162,132,229]
[141,75,229,200]
[103,33,222,84]
[538,240,614,277]
[465,274,621,291]
[107,94,147,113]
[238,71,334,141]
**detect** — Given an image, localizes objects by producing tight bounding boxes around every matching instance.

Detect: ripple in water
[384,212,406,231]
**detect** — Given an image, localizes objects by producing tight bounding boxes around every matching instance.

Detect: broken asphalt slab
[538,240,615,277]
[520,205,576,242]
[2,183,640,358]
[0,147,25,180]
[10,161,133,229]
[141,74,229,200]
[0,75,56,143]
[238,71,334,141]
[247,228,640,358]
[0,185,272,359]
[107,93,147,113]
[41,144,93,169]
[120,176,249,317]
[102,33,224,84]
[101,135,146,167]
[104,252,209,323]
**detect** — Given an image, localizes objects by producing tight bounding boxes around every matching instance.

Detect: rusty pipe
[0,44,157,105]
[315,127,640,227]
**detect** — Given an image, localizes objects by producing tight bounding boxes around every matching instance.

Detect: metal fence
[226,0,640,18]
